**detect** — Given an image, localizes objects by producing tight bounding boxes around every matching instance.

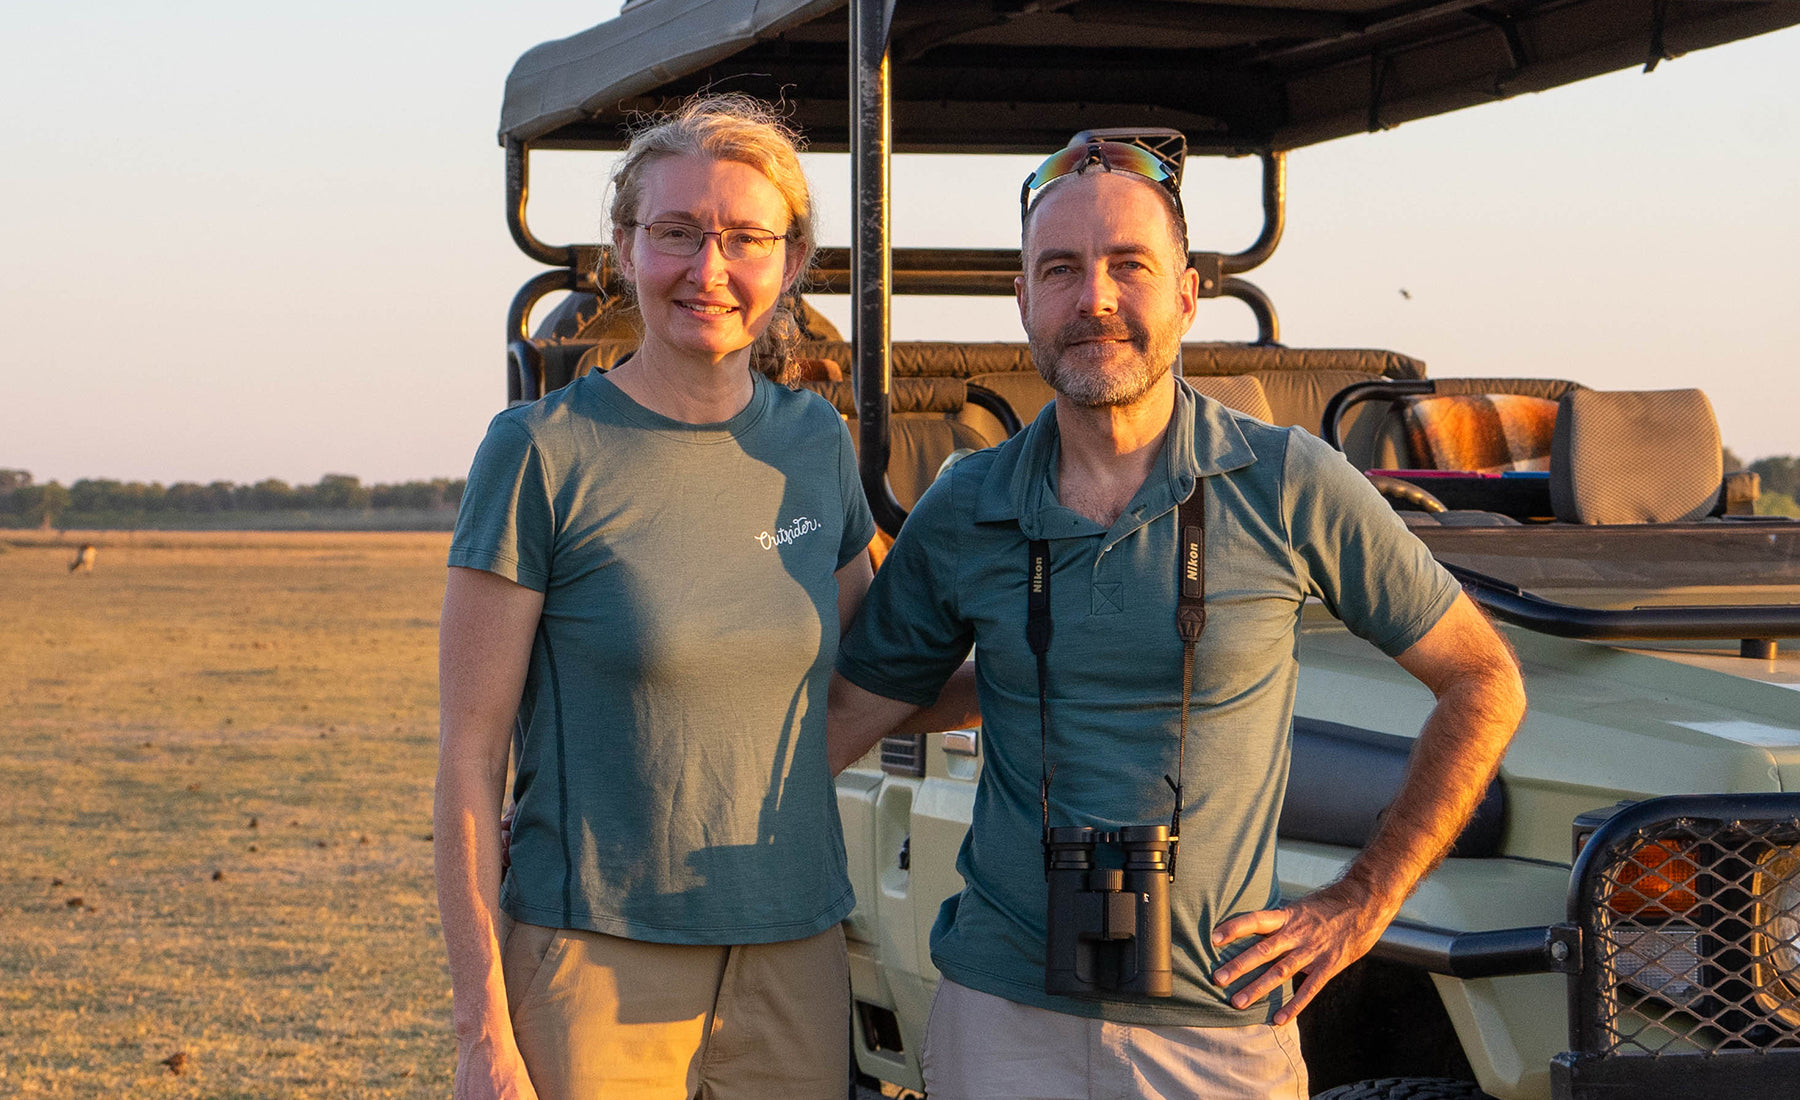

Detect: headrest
[1550,388,1722,524]
[1187,375,1273,422]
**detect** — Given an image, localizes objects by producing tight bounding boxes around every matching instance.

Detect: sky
[2,3,1796,487]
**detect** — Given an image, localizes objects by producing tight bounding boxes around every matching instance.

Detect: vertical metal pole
[1221,151,1287,275]
[851,0,906,533]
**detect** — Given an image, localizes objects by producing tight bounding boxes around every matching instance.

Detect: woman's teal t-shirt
[451,372,876,944]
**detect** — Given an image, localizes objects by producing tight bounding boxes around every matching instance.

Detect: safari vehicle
[497,3,1800,1098]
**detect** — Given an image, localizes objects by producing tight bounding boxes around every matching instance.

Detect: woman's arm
[434,566,545,1100]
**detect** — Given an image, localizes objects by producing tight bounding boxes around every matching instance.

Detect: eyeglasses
[1019,140,1184,220]
[626,220,789,262]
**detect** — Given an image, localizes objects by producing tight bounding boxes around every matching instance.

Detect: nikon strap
[1032,480,1208,880]
[1168,481,1206,879]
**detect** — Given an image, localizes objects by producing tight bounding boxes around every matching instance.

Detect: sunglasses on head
[1020,140,1184,220]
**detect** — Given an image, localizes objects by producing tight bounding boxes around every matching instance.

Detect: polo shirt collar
[974,377,1257,539]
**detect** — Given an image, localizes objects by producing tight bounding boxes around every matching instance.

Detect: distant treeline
[1743,455,1800,517]
[5,454,1797,528]
[0,469,464,529]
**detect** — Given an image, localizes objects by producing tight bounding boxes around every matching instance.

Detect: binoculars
[1044,824,1173,998]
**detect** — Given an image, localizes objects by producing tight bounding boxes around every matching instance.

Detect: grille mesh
[879,733,925,777]
[1582,815,1800,1057]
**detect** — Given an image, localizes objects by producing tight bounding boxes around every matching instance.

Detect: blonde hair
[608,94,817,382]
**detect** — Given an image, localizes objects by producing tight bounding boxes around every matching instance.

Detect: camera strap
[1031,480,1207,880]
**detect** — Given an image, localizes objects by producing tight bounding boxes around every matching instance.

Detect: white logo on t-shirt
[757,516,822,550]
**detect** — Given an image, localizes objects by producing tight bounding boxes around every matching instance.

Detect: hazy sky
[3,3,1796,486]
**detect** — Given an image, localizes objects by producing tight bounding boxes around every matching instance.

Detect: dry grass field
[0,530,455,1097]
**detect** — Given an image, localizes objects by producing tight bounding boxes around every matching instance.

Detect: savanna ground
[0,530,454,1097]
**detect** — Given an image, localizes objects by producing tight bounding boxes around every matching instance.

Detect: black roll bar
[1372,920,1580,980]
[1322,378,1435,449]
[1220,277,1280,345]
[852,0,907,535]
[506,268,582,403]
[506,138,576,269]
[965,383,1024,437]
[1222,151,1286,275]
[508,340,545,405]
[1445,562,1800,650]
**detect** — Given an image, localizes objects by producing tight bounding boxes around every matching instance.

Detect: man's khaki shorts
[501,917,849,1100]
[922,978,1309,1100]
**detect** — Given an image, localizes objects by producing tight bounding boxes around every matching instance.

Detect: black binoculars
[1044,824,1173,998]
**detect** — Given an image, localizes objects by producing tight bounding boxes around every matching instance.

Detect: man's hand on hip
[1208,877,1392,1026]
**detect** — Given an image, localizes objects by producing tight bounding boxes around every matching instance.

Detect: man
[827,141,1526,1099]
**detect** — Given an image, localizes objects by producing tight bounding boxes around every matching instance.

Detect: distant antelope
[69,544,96,573]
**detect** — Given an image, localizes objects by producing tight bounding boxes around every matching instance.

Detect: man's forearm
[1334,594,1528,917]
[1209,593,1525,1023]
[1341,649,1525,917]
[884,662,980,742]
[828,665,976,774]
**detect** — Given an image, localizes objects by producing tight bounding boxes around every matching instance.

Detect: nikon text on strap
[1032,481,1208,880]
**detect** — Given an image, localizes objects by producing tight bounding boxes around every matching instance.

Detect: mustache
[1056,316,1144,348]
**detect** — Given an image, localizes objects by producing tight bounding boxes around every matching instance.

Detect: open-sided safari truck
[499,3,1800,1097]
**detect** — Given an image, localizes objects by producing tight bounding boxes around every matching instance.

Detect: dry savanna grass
[0,530,455,1097]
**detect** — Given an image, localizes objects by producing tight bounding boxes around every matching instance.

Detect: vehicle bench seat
[802,378,1011,512]
[528,333,1431,460]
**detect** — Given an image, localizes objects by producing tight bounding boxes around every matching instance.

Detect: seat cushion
[1550,388,1722,524]
[1403,394,1559,473]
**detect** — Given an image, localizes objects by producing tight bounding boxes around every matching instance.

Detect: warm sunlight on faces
[1016,172,1201,408]
[614,154,804,366]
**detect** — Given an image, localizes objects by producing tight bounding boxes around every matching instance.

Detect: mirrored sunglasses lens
[1027,141,1172,197]
[1105,143,1172,182]
[1027,146,1089,190]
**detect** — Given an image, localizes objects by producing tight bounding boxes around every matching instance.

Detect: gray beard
[1030,317,1180,409]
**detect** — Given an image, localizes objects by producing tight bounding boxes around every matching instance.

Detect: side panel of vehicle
[840,736,977,1092]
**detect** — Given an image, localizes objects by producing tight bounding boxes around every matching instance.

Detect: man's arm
[827,663,979,775]
[836,551,875,637]
[829,545,980,775]
[435,566,545,1100]
[1210,592,1526,1025]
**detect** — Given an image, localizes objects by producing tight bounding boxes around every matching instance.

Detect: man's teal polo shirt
[836,378,1460,1026]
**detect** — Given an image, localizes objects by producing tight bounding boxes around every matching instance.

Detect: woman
[435,95,879,1100]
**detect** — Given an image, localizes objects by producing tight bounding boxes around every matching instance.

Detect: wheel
[1366,474,1448,514]
[1312,1077,1495,1100]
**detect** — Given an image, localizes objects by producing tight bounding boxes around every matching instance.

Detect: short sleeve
[447,414,556,591]
[836,473,974,706]
[1284,430,1459,656]
[835,416,877,569]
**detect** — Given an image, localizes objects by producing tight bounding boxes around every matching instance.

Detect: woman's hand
[454,1029,540,1100]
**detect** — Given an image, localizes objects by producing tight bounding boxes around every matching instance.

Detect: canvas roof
[500,0,1800,153]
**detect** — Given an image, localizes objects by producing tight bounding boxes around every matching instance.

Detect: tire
[1312,1078,1495,1100]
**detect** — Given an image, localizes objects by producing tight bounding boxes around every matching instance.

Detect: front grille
[879,733,925,777]
[1573,799,1800,1058]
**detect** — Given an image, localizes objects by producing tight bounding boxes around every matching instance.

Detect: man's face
[1016,171,1200,409]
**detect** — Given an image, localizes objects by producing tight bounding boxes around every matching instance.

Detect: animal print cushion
[1402,393,1560,473]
